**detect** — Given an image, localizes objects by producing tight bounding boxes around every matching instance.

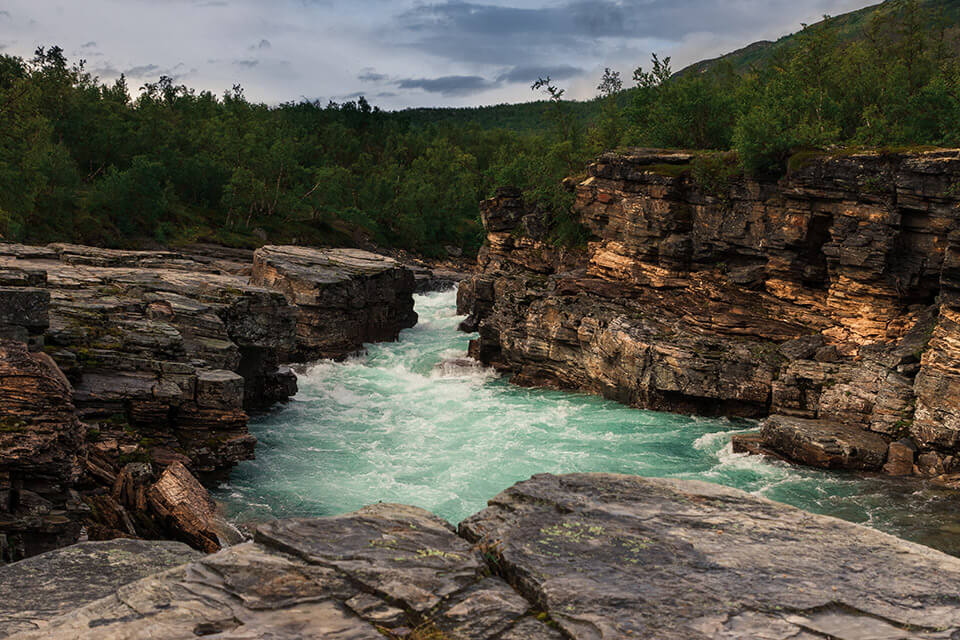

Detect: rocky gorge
[5,148,960,638]
[0,243,424,562]
[458,148,960,485]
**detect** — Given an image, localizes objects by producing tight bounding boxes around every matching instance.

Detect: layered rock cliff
[459,149,960,480]
[5,473,960,639]
[0,243,421,561]
[251,246,418,360]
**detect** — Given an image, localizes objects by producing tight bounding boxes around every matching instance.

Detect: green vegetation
[1,0,958,254]
[0,48,596,256]
[625,0,960,176]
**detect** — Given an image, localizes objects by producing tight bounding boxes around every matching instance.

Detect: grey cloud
[358,70,387,83]
[233,58,259,67]
[91,64,121,77]
[397,74,497,96]
[125,64,160,77]
[80,41,97,49]
[251,38,271,50]
[393,0,841,65]
[124,62,189,81]
[496,64,584,84]
[0,11,10,19]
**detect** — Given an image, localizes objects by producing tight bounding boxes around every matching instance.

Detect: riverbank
[0,242,439,562]
[460,148,960,485]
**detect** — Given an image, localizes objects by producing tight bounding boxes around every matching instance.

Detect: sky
[0,0,880,110]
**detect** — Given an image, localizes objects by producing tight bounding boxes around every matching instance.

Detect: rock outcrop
[251,246,418,360]
[0,242,298,477]
[0,538,199,637]
[459,149,960,479]
[0,242,419,560]
[0,340,86,562]
[7,473,960,639]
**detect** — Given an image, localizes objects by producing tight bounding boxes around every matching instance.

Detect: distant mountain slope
[679,0,960,76]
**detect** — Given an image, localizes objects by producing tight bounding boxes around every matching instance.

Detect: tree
[592,68,625,151]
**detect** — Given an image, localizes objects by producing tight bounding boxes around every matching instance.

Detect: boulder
[758,414,890,470]
[884,438,917,476]
[251,246,417,361]
[146,462,222,553]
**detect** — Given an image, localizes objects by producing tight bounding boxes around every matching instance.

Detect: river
[217,288,960,555]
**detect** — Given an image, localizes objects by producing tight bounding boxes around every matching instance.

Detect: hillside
[679,0,960,76]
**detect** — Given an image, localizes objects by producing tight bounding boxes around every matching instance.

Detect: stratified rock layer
[8,473,960,640]
[0,243,298,477]
[0,340,86,562]
[251,246,417,360]
[459,149,960,476]
[0,242,419,560]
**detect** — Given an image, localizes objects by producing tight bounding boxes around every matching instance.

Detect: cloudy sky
[0,0,877,109]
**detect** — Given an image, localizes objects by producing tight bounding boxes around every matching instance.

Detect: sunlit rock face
[459,149,960,477]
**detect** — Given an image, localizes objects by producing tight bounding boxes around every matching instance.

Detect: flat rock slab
[9,503,554,640]
[460,473,960,640]
[760,414,890,470]
[0,539,200,637]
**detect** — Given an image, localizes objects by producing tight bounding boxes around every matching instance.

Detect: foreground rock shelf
[459,149,960,483]
[4,473,960,639]
[0,242,424,562]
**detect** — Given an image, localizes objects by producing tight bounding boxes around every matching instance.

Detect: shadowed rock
[0,340,86,561]
[0,539,199,637]
[251,246,417,361]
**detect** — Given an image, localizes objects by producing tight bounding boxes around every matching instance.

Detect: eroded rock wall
[0,242,419,560]
[460,149,960,477]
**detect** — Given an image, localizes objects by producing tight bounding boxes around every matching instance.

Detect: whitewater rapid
[218,288,960,555]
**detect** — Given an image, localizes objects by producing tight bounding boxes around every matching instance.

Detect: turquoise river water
[217,288,960,555]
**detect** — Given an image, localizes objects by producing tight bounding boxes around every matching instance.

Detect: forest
[0,0,958,256]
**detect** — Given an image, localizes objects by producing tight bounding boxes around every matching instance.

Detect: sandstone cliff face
[460,149,960,478]
[6,473,960,640]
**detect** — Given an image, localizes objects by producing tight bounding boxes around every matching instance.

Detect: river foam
[218,288,960,555]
